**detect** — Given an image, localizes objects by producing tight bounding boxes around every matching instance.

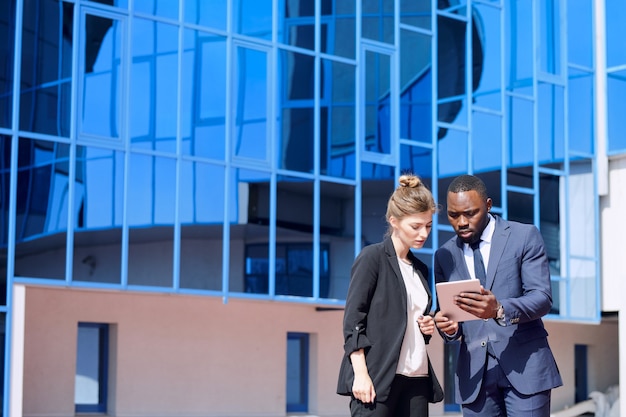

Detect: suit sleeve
[342,247,379,355]
[500,225,553,324]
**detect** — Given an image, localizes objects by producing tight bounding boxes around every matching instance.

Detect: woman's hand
[349,349,376,403]
[417,314,435,335]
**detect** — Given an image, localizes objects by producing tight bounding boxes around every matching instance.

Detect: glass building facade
[2,0,626,414]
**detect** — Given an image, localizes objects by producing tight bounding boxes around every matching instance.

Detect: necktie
[470,240,486,286]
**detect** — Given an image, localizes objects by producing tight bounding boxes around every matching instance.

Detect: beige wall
[18,285,619,417]
[20,286,348,417]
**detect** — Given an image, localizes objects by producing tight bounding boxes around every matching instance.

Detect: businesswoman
[337,174,443,417]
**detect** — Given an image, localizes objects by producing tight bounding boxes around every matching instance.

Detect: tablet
[435,279,482,322]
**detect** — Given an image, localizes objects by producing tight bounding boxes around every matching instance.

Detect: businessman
[434,174,562,416]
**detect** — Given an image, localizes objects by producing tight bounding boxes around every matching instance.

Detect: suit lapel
[486,216,510,289]
[384,238,408,306]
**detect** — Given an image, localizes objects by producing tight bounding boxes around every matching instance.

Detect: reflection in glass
[1,136,9,248]
[361,162,393,244]
[365,51,391,155]
[130,20,178,152]
[508,96,533,166]
[472,112,501,173]
[321,59,355,178]
[234,47,268,162]
[606,0,626,68]
[567,0,593,69]
[472,4,501,110]
[14,138,68,280]
[0,1,15,128]
[607,72,626,153]
[73,146,123,284]
[362,0,394,44]
[400,144,431,181]
[185,0,226,30]
[505,0,533,91]
[538,173,561,276]
[233,0,272,40]
[282,1,315,50]
[568,69,593,155]
[438,129,468,178]
[400,0,431,29]
[275,175,314,296]
[20,1,72,136]
[182,31,226,160]
[231,168,272,292]
[400,29,431,144]
[538,83,564,163]
[320,181,354,299]
[134,0,179,20]
[539,0,561,75]
[331,3,356,59]
[565,162,597,319]
[81,14,122,140]
[507,190,534,225]
[279,49,314,171]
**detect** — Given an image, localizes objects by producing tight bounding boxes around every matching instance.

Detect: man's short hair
[448,175,488,200]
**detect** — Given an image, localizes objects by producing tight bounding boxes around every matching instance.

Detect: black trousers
[350,374,430,417]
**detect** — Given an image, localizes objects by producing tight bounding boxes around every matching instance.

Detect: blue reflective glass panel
[539,0,561,76]
[75,146,124,229]
[179,161,225,224]
[567,0,593,68]
[130,19,178,152]
[506,0,533,92]
[401,0,431,29]
[507,190,534,225]
[472,4,501,111]
[127,153,176,226]
[400,144,432,182]
[607,71,626,153]
[472,112,502,174]
[362,0,394,44]
[0,1,15,128]
[81,15,122,140]
[538,83,564,163]
[365,51,391,155]
[20,0,72,136]
[508,95,533,166]
[234,47,268,162]
[437,14,468,126]
[606,0,626,68]
[184,0,226,30]
[330,3,356,59]
[438,129,467,177]
[134,0,178,20]
[568,69,593,155]
[1,136,9,248]
[233,0,272,40]
[400,29,431,144]
[182,30,226,161]
[322,59,355,178]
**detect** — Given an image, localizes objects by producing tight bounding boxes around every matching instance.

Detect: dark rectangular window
[76,322,109,413]
[286,332,309,413]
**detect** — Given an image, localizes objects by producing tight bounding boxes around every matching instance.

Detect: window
[245,243,330,298]
[75,323,109,413]
[286,332,309,413]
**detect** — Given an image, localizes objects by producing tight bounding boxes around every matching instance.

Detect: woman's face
[390,211,433,250]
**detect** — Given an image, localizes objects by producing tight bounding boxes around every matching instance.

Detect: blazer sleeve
[499,224,553,324]
[341,245,379,355]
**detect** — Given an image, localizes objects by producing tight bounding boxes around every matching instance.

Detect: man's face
[446,190,492,244]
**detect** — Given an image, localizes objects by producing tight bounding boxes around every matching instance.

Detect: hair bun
[398,174,421,188]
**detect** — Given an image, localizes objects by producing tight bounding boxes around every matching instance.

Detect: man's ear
[486,197,493,212]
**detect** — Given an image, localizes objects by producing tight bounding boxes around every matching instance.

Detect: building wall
[19,282,619,417]
[601,156,626,312]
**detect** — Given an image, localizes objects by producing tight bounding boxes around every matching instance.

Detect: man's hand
[454,287,499,319]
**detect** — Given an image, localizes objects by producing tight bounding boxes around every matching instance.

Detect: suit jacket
[435,216,562,404]
[337,237,443,403]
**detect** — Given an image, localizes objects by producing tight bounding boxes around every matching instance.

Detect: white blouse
[395,259,429,377]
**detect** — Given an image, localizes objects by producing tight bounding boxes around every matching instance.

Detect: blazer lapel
[384,238,408,306]
[486,216,510,289]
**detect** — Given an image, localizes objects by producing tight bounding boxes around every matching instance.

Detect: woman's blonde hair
[385,174,437,235]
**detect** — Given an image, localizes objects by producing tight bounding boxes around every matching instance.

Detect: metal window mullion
[354,0,362,259]
[532,0,540,228]
[312,0,321,299]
